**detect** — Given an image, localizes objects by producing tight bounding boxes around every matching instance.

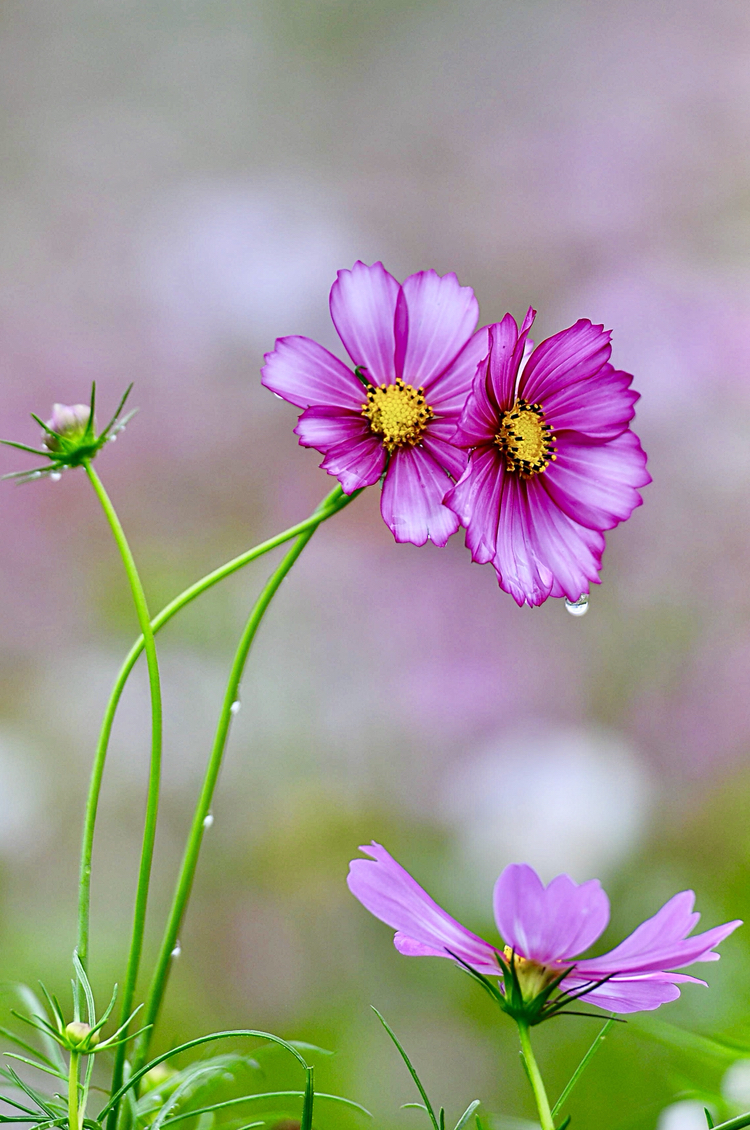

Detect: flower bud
[141,1063,176,1093]
[64,1021,100,1051]
[44,404,92,451]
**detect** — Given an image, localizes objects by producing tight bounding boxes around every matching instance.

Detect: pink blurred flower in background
[445,310,650,606]
[348,844,740,1015]
[262,260,488,546]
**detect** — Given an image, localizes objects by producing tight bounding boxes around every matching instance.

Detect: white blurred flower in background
[440,724,653,896]
[0,729,46,855]
[657,1101,714,1130]
[723,1059,750,1108]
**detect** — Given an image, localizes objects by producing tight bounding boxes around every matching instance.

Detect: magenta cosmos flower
[348,844,740,1017]
[262,261,489,547]
[444,309,651,606]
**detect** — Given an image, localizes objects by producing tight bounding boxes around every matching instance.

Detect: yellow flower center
[495,398,557,476]
[503,946,562,1000]
[362,378,434,455]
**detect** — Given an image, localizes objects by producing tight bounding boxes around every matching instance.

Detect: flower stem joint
[0,382,137,483]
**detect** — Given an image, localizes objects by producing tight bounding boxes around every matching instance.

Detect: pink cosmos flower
[262,261,489,547]
[347,843,741,1016]
[444,310,651,606]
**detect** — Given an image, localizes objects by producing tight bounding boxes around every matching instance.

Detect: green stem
[517,1021,554,1130]
[133,491,340,1071]
[83,462,163,1121]
[76,486,355,967]
[67,1052,80,1130]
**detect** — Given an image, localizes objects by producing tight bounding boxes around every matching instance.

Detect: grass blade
[453,1100,480,1130]
[551,1016,615,1119]
[161,1090,371,1125]
[371,1008,439,1130]
[300,1067,314,1130]
[4,1053,66,1081]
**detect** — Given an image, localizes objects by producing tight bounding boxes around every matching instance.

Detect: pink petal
[521,476,605,602]
[520,320,612,404]
[262,335,364,411]
[542,430,651,531]
[420,426,468,481]
[563,974,684,1014]
[347,842,501,974]
[393,285,409,380]
[399,270,479,388]
[319,432,386,494]
[425,326,490,414]
[493,473,555,607]
[451,353,500,448]
[294,406,370,451]
[444,446,505,566]
[577,890,742,977]
[492,864,610,965]
[542,363,640,441]
[486,314,525,409]
[329,261,400,385]
[380,446,460,547]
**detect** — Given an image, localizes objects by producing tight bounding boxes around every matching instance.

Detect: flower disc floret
[495,398,556,476]
[362,378,434,454]
[502,947,561,1001]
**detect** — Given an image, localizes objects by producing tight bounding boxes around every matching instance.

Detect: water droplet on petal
[230,700,241,715]
[171,941,181,958]
[565,594,589,617]
[50,472,62,482]
[203,813,214,828]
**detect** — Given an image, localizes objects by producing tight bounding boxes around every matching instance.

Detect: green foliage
[372,1008,480,1130]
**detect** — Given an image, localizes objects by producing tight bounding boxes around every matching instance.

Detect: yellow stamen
[362,378,434,455]
[495,398,557,477]
[503,946,562,1000]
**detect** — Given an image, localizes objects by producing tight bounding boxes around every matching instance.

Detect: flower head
[44,403,93,450]
[444,310,651,606]
[347,843,740,1021]
[262,261,489,547]
[1,384,136,483]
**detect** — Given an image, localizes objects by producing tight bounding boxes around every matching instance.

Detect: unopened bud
[44,403,93,451]
[141,1063,176,1093]
[64,1021,100,1051]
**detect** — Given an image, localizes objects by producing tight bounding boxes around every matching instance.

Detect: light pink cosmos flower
[262,261,489,547]
[348,843,741,1015]
[444,310,651,606]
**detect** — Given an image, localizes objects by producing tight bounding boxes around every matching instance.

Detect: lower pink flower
[444,310,651,606]
[347,843,741,1015]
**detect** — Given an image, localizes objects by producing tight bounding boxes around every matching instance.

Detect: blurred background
[1,1,750,1128]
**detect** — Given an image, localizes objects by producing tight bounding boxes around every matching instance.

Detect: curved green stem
[132,489,344,1071]
[83,461,163,1125]
[77,485,355,966]
[98,1029,311,1122]
[517,1021,554,1130]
